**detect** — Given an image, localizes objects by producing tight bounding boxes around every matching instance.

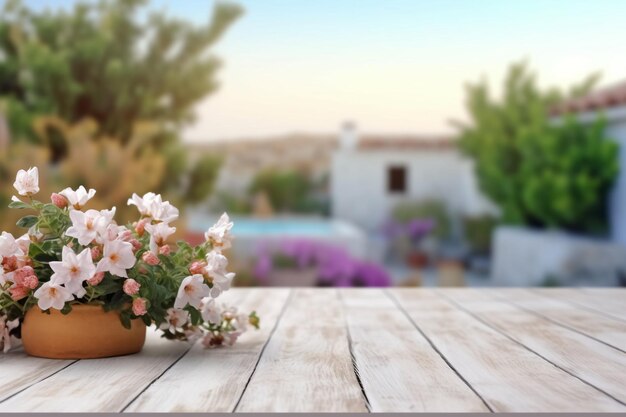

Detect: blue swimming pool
[188,214,335,236]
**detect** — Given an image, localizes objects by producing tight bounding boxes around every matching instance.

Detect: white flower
[205,250,235,298]
[49,246,95,297]
[145,222,176,254]
[0,315,19,353]
[234,313,249,332]
[159,308,190,333]
[59,186,96,210]
[183,326,204,344]
[127,192,158,216]
[96,239,136,278]
[205,212,233,251]
[0,232,24,258]
[174,274,210,309]
[66,208,116,245]
[34,282,73,311]
[13,167,39,196]
[127,192,179,223]
[15,233,31,255]
[149,197,179,224]
[200,297,222,324]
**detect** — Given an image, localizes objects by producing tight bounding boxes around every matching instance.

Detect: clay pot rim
[29,303,120,315]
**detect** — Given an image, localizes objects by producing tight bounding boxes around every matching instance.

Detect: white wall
[331,148,496,232]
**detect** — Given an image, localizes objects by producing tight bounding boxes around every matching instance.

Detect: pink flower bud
[130,239,142,253]
[90,246,102,261]
[23,275,39,289]
[9,285,30,301]
[123,278,141,295]
[50,193,68,208]
[118,229,133,242]
[2,256,18,272]
[135,219,150,237]
[189,260,207,275]
[87,272,105,286]
[158,244,171,256]
[13,266,35,286]
[132,297,148,316]
[142,251,160,266]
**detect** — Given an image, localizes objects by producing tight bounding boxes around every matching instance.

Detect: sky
[24,0,626,142]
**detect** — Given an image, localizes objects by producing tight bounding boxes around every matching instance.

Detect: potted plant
[0,167,259,358]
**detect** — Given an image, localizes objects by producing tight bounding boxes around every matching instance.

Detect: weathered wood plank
[532,288,626,321]
[441,288,626,405]
[235,289,368,412]
[0,289,254,412]
[0,348,74,403]
[124,288,291,412]
[341,289,489,412]
[490,288,626,351]
[390,289,625,412]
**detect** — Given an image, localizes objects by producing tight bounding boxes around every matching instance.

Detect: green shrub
[392,199,451,239]
[463,214,498,255]
[249,169,315,213]
[457,61,618,234]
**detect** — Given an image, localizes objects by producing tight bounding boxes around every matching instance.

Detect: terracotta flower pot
[21,304,146,359]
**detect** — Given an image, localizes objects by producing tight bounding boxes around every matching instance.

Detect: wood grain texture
[490,288,626,351]
[0,349,74,402]
[441,288,626,405]
[124,288,291,412]
[341,288,489,412]
[0,287,256,412]
[0,327,191,412]
[235,288,368,412]
[532,288,626,321]
[390,289,625,412]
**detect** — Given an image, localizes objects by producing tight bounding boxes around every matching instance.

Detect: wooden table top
[1,288,625,412]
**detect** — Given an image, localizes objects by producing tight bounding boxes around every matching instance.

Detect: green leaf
[61,303,73,315]
[120,311,131,329]
[8,200,30,209]
[140,314,152,326]
[186,306,202,326]
[16,215,38,228]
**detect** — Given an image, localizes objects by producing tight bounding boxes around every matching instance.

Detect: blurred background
[2,0,626,288]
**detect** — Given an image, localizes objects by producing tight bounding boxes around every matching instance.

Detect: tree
[0,0,241,202]
[456,61,618,234]
[249,169,314,213]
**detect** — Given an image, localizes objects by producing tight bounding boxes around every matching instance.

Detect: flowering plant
[0,167,258,353]
[254,239,390,287]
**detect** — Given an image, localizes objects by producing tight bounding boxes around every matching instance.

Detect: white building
[331,125,496,233]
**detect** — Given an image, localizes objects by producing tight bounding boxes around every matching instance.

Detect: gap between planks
[486,288,626,353]
[124,288,292,412]
[436,289,626,408]
[389,288,625,412]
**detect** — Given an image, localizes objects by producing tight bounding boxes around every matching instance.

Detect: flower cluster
[0,167,259,353]
[253,239,391,287]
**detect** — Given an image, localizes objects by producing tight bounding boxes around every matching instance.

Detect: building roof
[356,135,456,151]
[551,80,626,116]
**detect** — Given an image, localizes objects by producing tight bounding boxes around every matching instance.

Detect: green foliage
[185,155,222,204]
[457,61,617,234]
[392,199,451,239]
[0,0,242,203]
[463,214,498,255]
[249,169,314,213]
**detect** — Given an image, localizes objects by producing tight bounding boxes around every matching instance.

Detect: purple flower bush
[382,217,435,244]
[253,239,390,287]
